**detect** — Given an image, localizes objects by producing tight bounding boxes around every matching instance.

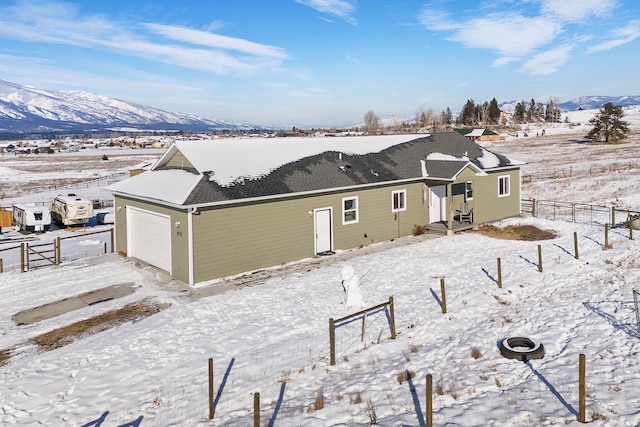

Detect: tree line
[362,96,566,135]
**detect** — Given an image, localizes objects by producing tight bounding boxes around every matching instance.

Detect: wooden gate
[25,241,57,270]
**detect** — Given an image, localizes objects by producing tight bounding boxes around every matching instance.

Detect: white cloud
[418,1,623,76]
[519,44,574,75]
[541,0,617,22]
[453,14,561,57]
[420,9,561,59]
[144,24,288,59]
[295,0,357,25]
[0,1,289,75]
[588,19,640,52]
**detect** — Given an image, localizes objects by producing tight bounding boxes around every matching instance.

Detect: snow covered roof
[465,128,486,137]
[154,134,425,186]
[107,133,524,207]
[106,169,201,205]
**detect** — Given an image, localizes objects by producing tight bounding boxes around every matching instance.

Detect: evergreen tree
[514,102,526,123]
[488,98,500,124]
[460,99,476,126]
[585,102,629,143]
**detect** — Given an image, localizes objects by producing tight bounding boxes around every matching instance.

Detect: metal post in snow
[537,245,543,272]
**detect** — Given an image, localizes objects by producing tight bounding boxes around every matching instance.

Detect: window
[392,190,407,212]
[498,175,510,197]
[465,181,473,201]
[342,196,358,224]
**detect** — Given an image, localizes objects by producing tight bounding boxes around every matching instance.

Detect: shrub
[412,224,426,236]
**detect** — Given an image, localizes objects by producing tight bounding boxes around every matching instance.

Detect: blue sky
[0,0,639,127]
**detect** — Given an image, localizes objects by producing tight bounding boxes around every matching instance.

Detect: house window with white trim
[342,196,358,224]
[465,181,473,201]
[392,190,407,212]
[498,175,510,197]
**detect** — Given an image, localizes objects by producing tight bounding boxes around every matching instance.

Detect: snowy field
[2,111,640,425]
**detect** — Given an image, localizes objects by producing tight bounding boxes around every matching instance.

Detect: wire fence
[522,161,640,184]
[83,318,640,426]
[521,199,640,231]
[6,197,640,425]
[521,199,612,225]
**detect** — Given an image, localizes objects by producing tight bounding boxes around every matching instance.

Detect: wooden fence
[329,296,396,365]
[0,228,114,273]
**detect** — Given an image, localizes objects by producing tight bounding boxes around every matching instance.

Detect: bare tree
[363,110,380,135]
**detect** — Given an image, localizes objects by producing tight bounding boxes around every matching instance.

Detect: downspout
[187,207,197,285]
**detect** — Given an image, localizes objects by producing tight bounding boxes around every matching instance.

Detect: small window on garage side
[342,196,358,224]
[465,181,473,201]
[498,175,510,197]
[392,190,407,212]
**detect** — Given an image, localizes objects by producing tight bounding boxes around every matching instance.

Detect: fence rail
[0,228,113,273]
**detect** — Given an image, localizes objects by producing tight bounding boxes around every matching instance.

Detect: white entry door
[126,206,171,272]
[429,186,447,223]
[314,208,333,254]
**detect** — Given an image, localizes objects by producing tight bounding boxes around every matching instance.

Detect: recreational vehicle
[50,194,94,227]
[12,203,51,232]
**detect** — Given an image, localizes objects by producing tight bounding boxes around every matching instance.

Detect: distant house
[459,128,503,142]
[107,133,524,285]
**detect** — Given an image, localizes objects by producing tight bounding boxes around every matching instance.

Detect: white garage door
[126,206,171,272]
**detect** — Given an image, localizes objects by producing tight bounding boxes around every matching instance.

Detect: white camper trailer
[12,203,51,232]
[50,194,94,227]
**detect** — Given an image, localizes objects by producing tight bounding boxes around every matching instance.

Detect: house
[459,128,503,142]
[106,133,524,285]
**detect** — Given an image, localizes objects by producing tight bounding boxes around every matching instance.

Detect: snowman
[340,265,364,308]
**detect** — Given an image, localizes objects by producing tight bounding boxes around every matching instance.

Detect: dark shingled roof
[171,132,520,205]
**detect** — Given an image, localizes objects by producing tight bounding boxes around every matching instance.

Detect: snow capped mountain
[0,79,257,133]
[560,95,640,111]
[500,96,640,113]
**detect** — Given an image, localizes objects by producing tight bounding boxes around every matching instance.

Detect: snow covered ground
[2,116,640,425]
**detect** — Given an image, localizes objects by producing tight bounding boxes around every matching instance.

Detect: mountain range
[0,79,257,134]
[499,96,640,113]
[1,79,639,134]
